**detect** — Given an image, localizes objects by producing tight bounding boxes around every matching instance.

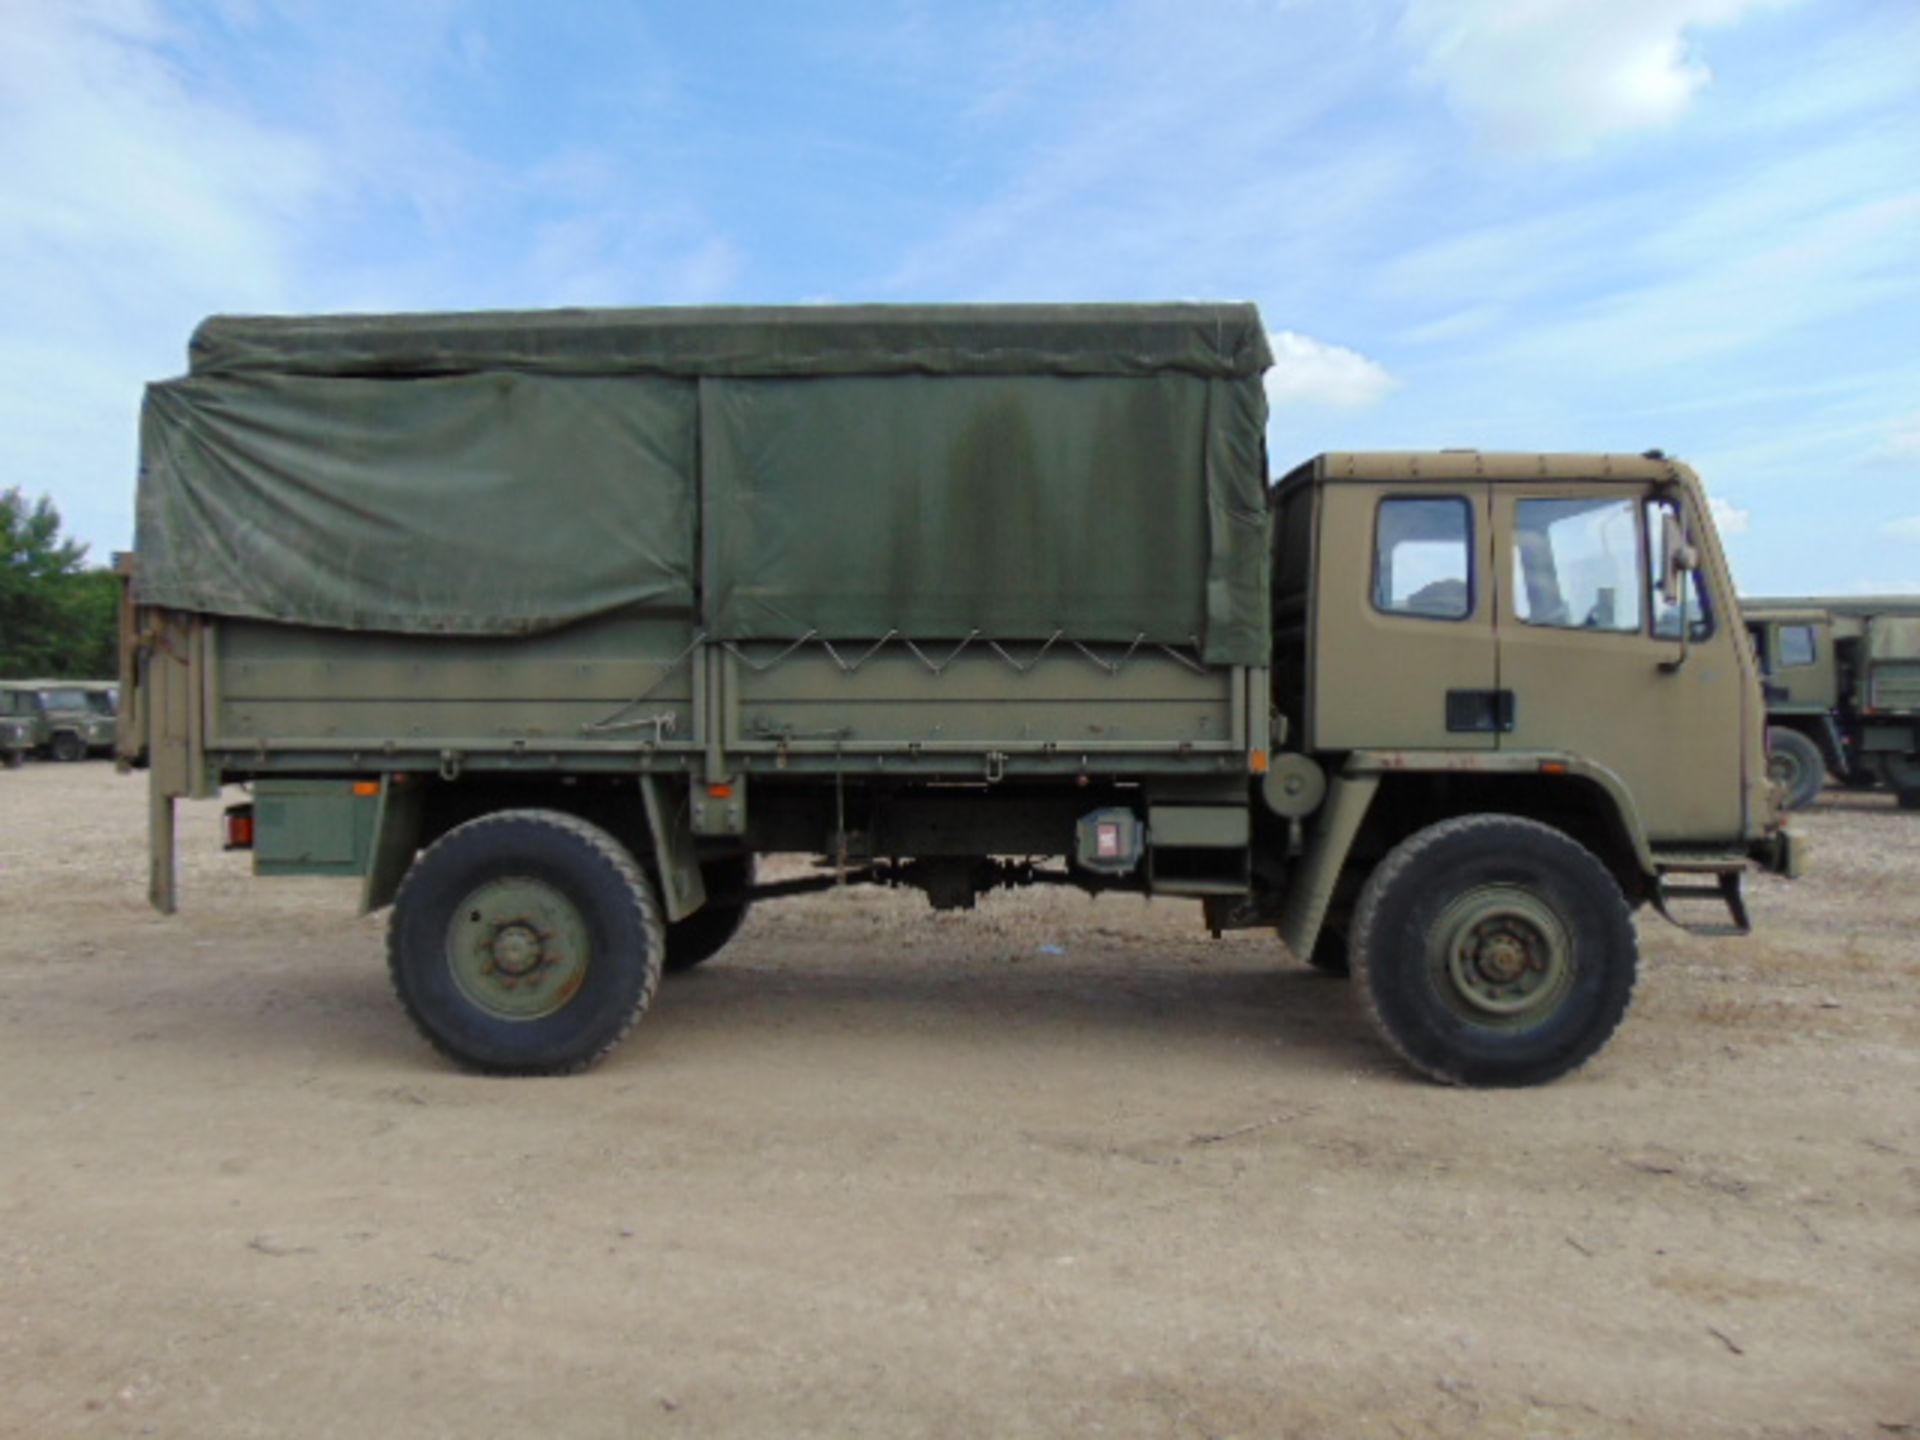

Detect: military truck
[0,710,27,768]
[120,305,1794,1087]
[0,680,114,762]
[1744,597,1920,809]
[76,681,118,753]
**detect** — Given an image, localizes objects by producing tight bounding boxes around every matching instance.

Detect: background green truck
[120,304,1794,1087]
[0,680,116,762]
[0,710,26,767]
[1744,597,1920,809]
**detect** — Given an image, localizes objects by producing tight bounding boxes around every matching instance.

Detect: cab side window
[1512,497,1642,632]
[1373,497,1472,620]
[1778,625,1817,667]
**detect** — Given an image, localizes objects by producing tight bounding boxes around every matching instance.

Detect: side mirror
[1659,508,1698,607]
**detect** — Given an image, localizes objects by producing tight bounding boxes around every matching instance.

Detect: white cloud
[1401,0,1795,157]
[1876,419,1920,464]
[0,2,324,317]
[1881,516,1920,546]
[1708,496,1750,535]
[1264,331,1398,412]
[0,3,741,550]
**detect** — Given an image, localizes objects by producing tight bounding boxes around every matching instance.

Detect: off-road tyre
[387,809,664,1075]
[1350,815,1637,1088]
[1303,919,1351,977]
[2,749,23,770]
[1765,727,1825,811]
[49,731,85,763]
[663,855,756,974]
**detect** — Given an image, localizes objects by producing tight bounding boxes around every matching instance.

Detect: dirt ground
[0,765,1915,1440]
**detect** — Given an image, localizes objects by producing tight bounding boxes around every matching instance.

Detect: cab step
[1651,866,1750,937]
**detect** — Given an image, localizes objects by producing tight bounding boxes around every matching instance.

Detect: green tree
[0,488,118,679]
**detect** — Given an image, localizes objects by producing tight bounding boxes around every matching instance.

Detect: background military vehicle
[76,681,118,752]
[1744,597,1920,809]
[0,711,26,767]
[119,305,1794,1087]
[0,680,115,762]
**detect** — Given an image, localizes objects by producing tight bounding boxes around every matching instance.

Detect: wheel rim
[1426,884,1575,1030]
[1767,747,1803,792]
[445,876,592,1021]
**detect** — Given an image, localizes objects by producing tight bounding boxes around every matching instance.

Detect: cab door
[1770,618,1838,709]
[1310,479,1499,750]
[1491,483,1745,841]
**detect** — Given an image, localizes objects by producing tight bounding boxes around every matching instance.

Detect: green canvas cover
[1866,616,1920,661]
[137,373,697,633]
[188,304,1270,382]
[703,373,1267,656]
[138,305,1271,662]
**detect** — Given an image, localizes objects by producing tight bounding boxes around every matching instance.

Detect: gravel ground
[0,763,1915,1439]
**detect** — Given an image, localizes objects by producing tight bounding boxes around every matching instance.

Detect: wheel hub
[1428,885,1575,1027]
[1471,928,1535,985]
[485,921,549,980]
[446,877,591,1020]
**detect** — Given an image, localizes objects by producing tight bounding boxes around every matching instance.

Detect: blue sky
[3,0,1917,594]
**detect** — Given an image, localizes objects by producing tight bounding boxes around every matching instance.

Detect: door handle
[1446,689,1516,733]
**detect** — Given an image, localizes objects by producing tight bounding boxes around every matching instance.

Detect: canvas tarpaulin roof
[187,304,1271,382]
[1866,616,1920,662]
[137,373,697,634]
[137,304,1273,664]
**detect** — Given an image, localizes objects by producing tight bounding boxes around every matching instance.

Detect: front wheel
[1765,727,1825,810]
[388,809,664,1074]
[1350,816,1637,1087]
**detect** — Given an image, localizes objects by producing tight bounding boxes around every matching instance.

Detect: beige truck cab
[1263,451,1792,1079]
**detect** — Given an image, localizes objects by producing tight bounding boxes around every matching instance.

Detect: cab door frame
[1489,479,1748,842]
[1308,475,1498,752]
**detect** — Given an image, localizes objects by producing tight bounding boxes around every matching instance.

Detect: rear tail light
[223,805,255,851]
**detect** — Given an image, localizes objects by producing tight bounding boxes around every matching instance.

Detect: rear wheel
[49,731,84,763]
[3,749,22,770]
[1350,816,1637,1087]
[663,855,756,973]
[388,809,663,1074]
[1765,727,1824,810]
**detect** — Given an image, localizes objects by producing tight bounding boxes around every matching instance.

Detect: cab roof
[1742,595,1920,618]
[1279,450,1690,487]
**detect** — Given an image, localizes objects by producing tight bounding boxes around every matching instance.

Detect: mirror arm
[1660,541,1691,675]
